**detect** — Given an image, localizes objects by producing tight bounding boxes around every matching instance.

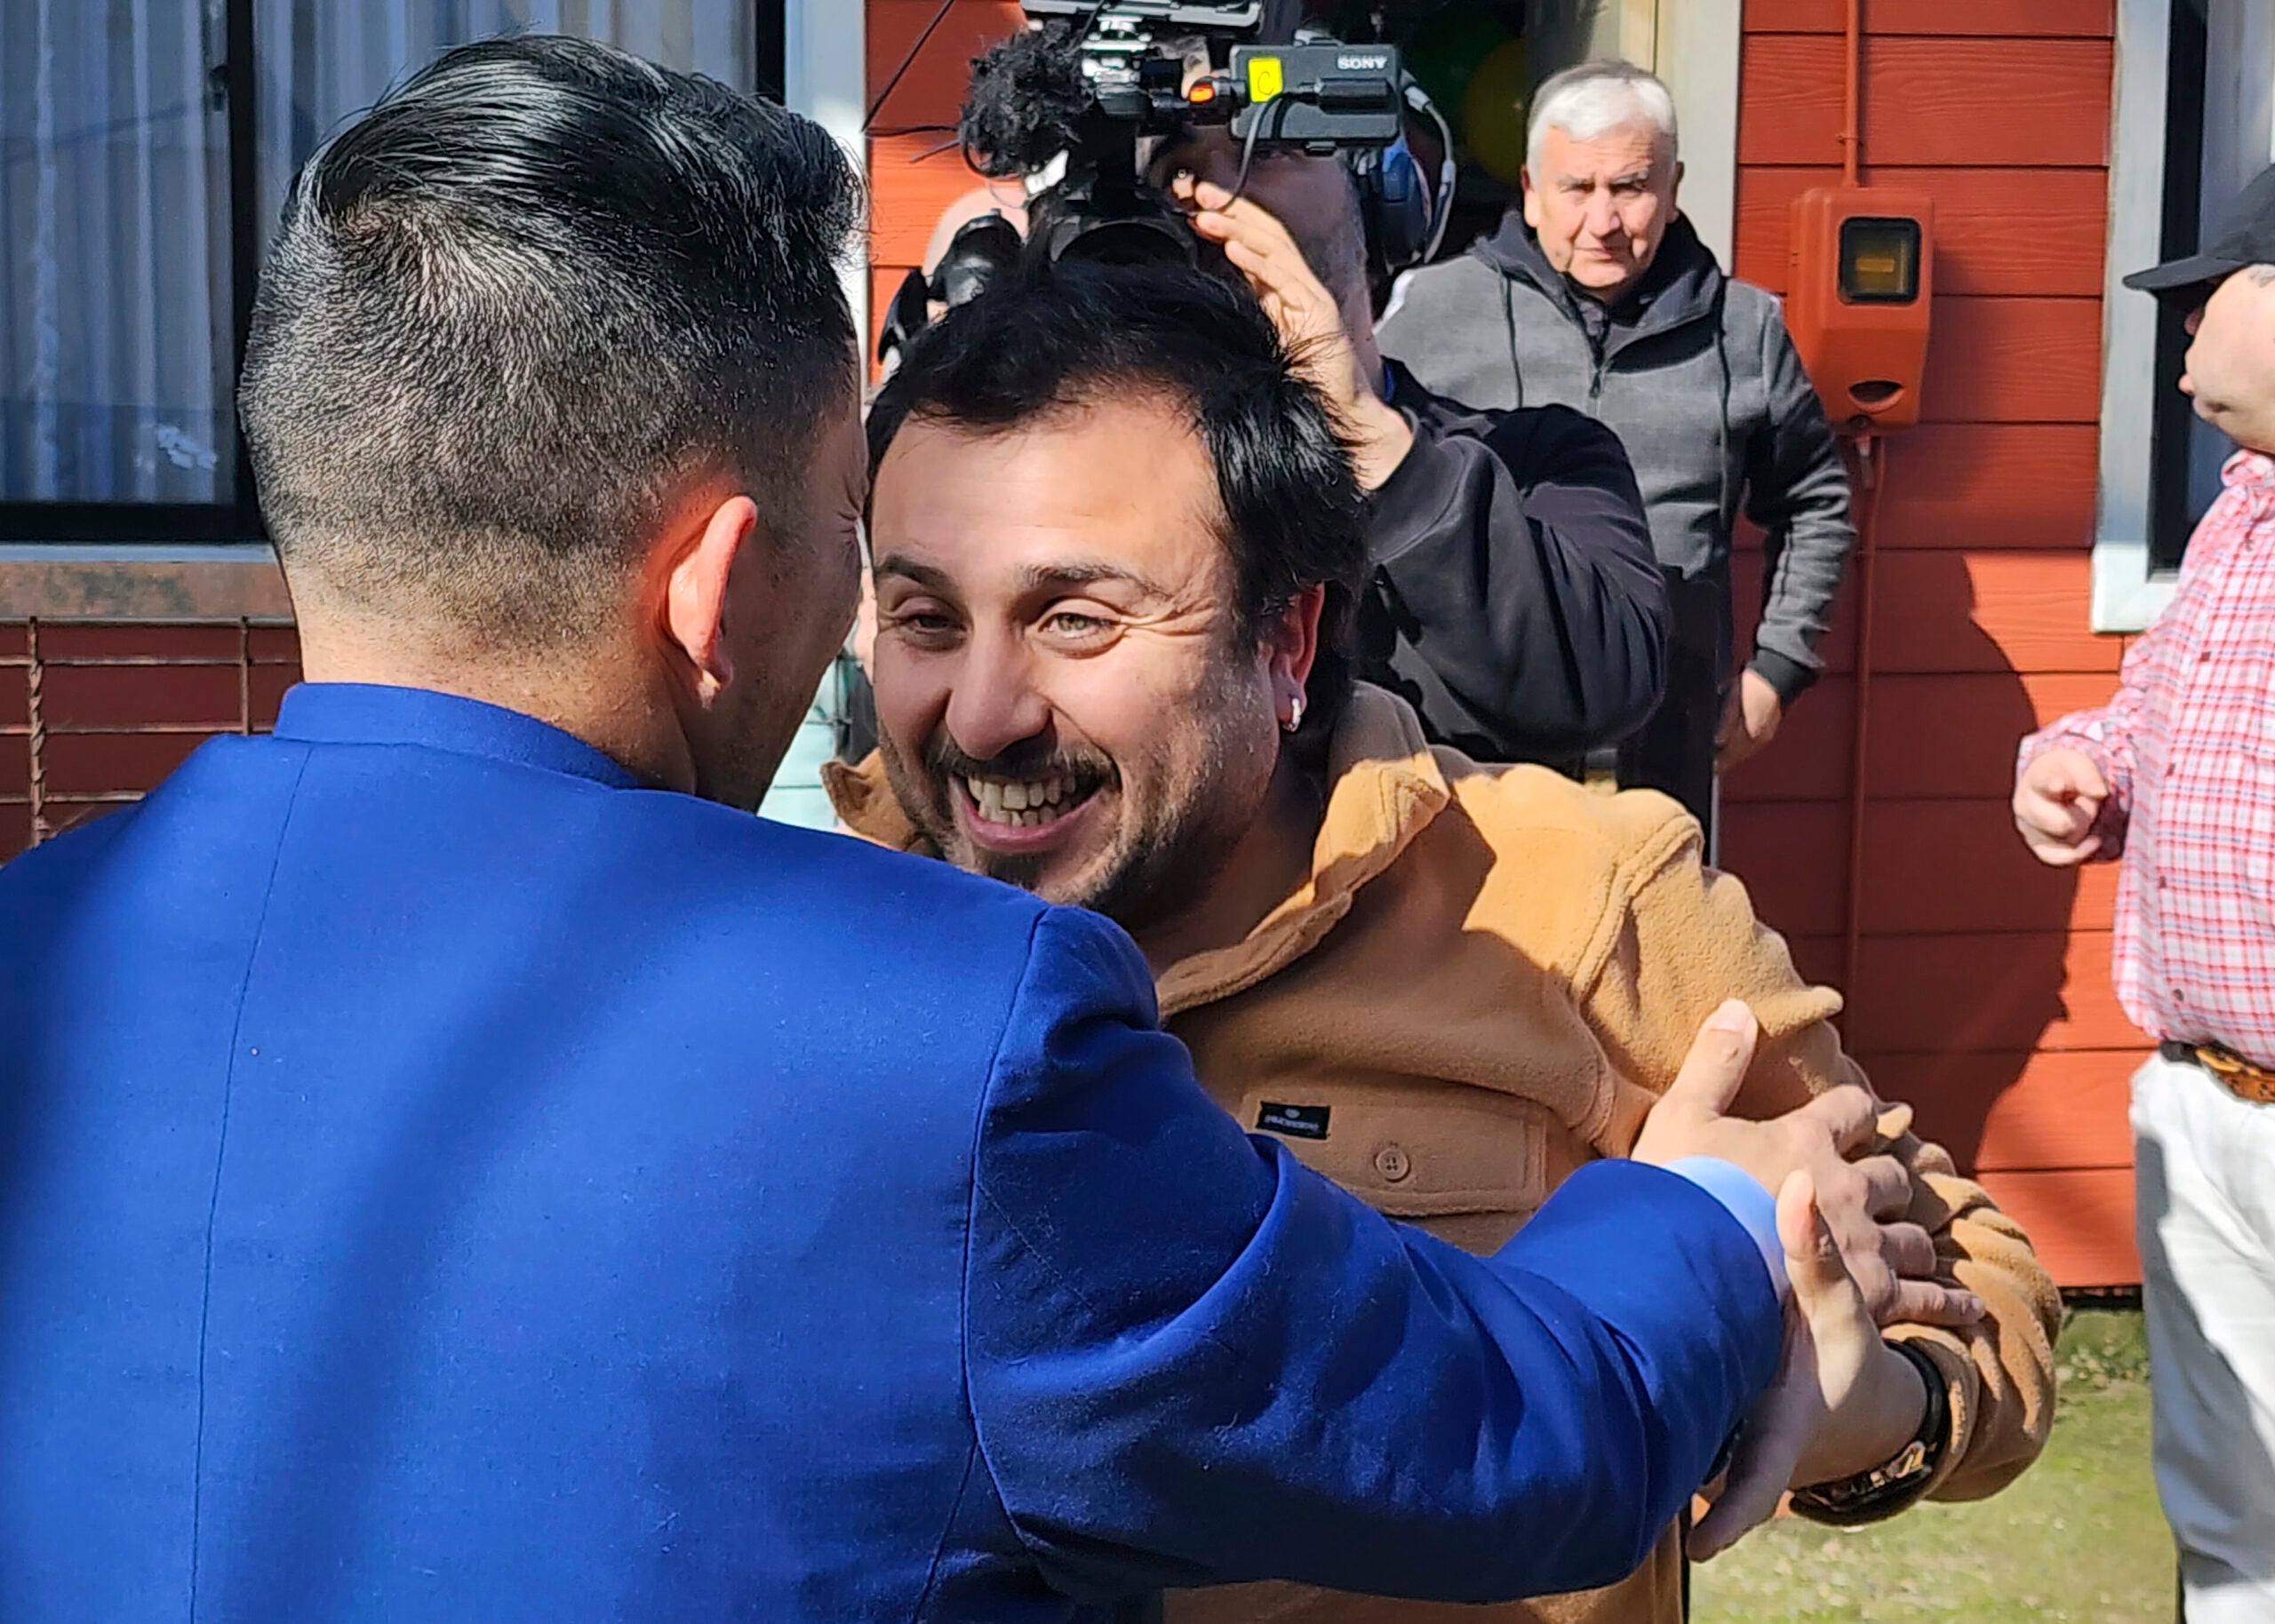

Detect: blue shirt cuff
[1663,1158,1787,1299]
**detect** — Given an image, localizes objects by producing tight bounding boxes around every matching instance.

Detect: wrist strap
[1787,1339,1951,1525]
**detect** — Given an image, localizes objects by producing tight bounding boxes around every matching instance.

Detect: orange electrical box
[1784,186,1935,433]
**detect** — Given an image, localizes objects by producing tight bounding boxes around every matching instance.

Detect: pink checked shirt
[2022,450,2275,1065]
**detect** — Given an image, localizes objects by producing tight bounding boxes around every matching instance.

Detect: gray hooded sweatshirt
[1377,211,1854,704]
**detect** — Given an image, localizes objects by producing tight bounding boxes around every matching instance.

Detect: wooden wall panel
[1715,801,1850,937]
[1864,1048,2143,1174]
[1738,36,2114,169]
[1746,0,2114,36]
[1728,0,2130,1285]
[867,0,1025,129]
[1856,799,2118,935]
[1719,674,1857,803]
[1720,669,2121,806]
[1864,550,2120,673]
[1861,672,2120,799]
[1920,298,2103,425]
[1847,929,2133,1055]
[1715,797,2117,940]
[870,132,998,269]
[1867,425,2103,551]
[1732,550,2123,679]
[1732,425,2103,553]
[1735,168,2107,299]
[1973,1167,2139,1287]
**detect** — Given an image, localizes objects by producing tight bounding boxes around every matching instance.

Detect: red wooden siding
[866,0,1026,366]
[0,623,300,861]
[1729,0,2135,1286]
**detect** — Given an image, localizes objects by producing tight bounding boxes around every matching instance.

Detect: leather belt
[2160,1039,2275,1105]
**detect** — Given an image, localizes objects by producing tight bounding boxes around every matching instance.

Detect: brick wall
[0,622,299,862]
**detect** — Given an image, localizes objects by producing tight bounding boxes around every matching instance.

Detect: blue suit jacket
[0,684,1778,1621]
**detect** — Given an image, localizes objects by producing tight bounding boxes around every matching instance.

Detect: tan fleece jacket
[825,684,2060,1624]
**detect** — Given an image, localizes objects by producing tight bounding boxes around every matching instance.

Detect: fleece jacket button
[1374,1144,1412,1182]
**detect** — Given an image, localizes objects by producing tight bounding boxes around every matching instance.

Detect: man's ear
[1263,584,1327,712]
[655,492,761,705]
[1521,166,1544,232]
[1671,157,1686,203]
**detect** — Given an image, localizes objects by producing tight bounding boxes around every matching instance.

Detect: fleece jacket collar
[820,686,1452,1020]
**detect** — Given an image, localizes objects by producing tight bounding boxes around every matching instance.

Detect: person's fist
[1716,670,1784,773]
[2012,746,2108,867]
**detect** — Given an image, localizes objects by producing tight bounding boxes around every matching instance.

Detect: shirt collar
[271,682,649,790]
[2223,449,2275,490]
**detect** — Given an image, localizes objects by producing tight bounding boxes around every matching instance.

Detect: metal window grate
[2,618,299,850]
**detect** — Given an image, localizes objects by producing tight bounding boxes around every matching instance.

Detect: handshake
[1631,999,1976,1559]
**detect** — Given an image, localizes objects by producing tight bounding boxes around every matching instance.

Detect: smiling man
[829,262,2059,1624]
[0,37,1898,1624]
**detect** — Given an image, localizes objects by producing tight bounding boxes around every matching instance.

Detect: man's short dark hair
[866,263,1369,738]
[240,34,862,647]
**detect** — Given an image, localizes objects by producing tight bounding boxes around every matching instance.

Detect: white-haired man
[1380,60,1855,834]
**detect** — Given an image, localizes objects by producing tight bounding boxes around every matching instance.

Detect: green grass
[1692,1309,2174,1624]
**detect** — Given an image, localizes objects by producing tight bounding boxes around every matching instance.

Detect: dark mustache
[924,735,1115,788]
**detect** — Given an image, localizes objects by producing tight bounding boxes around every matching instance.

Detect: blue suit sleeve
[962,906,1782,1607]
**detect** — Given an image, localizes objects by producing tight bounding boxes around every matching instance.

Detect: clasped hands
[1632,999,1981,1559]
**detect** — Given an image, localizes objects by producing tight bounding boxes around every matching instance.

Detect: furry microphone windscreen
[960,24,1092,179]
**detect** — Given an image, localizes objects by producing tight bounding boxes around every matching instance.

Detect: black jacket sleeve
[1355,366,1669,763]
[1740,314,1856,706]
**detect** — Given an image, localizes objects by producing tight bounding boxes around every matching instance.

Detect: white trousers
[2134,1052,2275,1622]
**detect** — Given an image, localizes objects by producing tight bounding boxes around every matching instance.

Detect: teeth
[963,775,1083,827]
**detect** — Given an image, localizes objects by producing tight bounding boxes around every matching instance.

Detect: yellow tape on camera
[1246,55,1284,102]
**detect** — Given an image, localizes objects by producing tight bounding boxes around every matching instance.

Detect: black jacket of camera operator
[1355,359,1667,768]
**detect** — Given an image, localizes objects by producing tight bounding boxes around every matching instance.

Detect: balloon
[1463,36,1531,186]
[1401,7,1513,142]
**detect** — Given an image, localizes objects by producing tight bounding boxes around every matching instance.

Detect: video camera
[878,2,1417,363]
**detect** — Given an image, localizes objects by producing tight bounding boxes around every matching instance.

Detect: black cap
[2127,163,2275,306]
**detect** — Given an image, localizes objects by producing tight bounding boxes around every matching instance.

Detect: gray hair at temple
[1526,61,1680,174]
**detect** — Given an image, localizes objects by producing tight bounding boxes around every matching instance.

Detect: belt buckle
[2198,1044,2275,1105]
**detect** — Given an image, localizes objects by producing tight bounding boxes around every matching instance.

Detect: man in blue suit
[0,36,1886,1623]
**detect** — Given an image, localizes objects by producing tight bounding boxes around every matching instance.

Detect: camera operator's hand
[1176,177,1414,490]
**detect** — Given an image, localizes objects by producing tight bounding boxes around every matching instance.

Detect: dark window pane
[0,1,235,503]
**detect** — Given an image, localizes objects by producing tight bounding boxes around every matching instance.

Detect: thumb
[1779,1171,1864,1325]
[1661,1000,1760,1118]
[2069,754,2109,801]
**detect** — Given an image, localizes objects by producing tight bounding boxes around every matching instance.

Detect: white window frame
[2095,0,2183,633]
[785,0,869,347]
[1654,0,1742,268]
[2095,0,2275,631]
